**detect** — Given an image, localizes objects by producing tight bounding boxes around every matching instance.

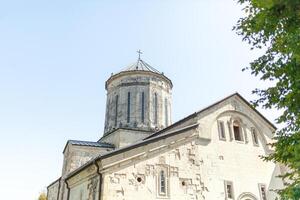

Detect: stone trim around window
[232,120,244,142]
[258,183,267,200]
[217,120,226,141]
[251,128,259,146]
[224,180,235,200]
[157,166,169,198]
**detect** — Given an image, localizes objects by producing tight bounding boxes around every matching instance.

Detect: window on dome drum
[154,93,158,125]
[259,184,267,200]
[251,128,259,146]
[159,170,167,196]
[141,92,145,123]
[115,95,119,126]
[165,98,168,126]
[224,181,234,199]
[127,92,131,123]
[233,120,243,141]
[218,120,226,140]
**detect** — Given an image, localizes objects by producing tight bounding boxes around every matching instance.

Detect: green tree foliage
[38,192,47,200]
[234,0,300,199]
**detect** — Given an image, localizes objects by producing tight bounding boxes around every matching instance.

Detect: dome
[120,58,162,74]
[106,58,173,90]
[103,56,173,137]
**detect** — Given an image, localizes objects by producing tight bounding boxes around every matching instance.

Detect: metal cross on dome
[137,49,143,60]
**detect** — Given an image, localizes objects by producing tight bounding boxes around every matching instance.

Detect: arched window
[127,92,131,123]
[141,92,145,123]
[159,170,166,195]
[154,93,158,125]
[251,128,259,146]
[164,98,168,126]
[218,120,226,140]
[114,95,119,126]
[233,120,243,141]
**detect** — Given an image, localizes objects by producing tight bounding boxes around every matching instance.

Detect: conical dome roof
[120,58,161,74]
[106,55,173,89]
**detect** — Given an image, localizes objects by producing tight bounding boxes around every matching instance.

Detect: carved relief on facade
[109,173,127,184]
[87,176,98,200]
[145,164,155,176]
[170,166,179,177]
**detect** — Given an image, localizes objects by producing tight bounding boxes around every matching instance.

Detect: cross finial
[137,49,143,60]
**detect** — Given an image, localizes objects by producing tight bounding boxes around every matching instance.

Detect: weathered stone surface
[48,61,284,200]
[104,70,172,135]
[47,179,60,200]
[66,95,284,200]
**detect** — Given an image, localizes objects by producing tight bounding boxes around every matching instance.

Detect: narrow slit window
[159,170,166,195]
[164,98,168,126]
[233,120,243,141]
[141,92,145,123]
[218,121,226,140]
[115,95,119,126]
[154,93,158,125]
[105,98,110,128]
[252,128,259,145]
[127,92,131,123]
[259,184,267,200]
[224,181,234,199]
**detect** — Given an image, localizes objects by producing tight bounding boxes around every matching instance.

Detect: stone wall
[102,139,206,200]
[57,144,112,200]
[66,94,284,200]
[47,179,60,200]
[100,128,151,148]
[104,71,172,134]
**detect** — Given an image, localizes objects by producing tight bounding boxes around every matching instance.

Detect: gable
[145,93,276,141]
[65,93,276,181]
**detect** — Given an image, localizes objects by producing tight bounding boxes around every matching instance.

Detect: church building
[47,56,284,200]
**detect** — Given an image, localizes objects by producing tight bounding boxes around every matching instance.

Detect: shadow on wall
[268,164,285,199]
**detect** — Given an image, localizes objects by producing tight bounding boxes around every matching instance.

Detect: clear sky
[0,1,280,199]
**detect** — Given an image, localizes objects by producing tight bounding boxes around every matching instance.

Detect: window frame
[127,92,131,123]
[157,167,169,198]
[224,180,234,200]
[251,128,259,146]
[218,120,226,141]
[114,95,119,126]
[258,183,267,200]
[164,98,168,126]
[154,93,158,125]
[232,120,244,142]
[141,92,145,123]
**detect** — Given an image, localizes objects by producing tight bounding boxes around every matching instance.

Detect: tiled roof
[120,59,161,74]
[68,140,114,148]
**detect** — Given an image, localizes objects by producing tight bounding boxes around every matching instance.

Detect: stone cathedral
[47,56,284,200]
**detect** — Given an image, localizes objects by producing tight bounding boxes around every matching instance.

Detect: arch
[238,192,258,200]
[211,110,271,153]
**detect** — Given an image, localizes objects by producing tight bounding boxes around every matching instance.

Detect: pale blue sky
[0,1,279,199]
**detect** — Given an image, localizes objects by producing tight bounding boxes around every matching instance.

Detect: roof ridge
[143,92,276,140]
[118,59,162,74]
[63,140,115,153]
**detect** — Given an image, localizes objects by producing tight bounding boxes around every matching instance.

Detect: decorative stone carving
[158,156,166,164]
[87,177,98,200]
[170,166,179,177]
